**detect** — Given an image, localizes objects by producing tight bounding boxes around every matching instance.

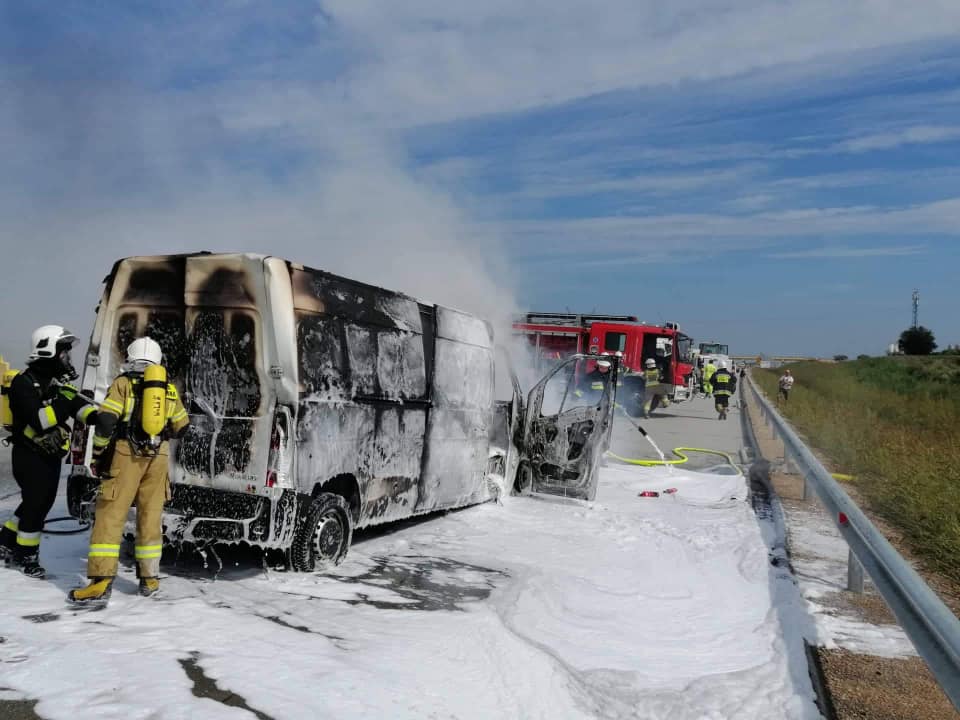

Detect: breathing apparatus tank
[140,364,167,441]
[1,369,20,432]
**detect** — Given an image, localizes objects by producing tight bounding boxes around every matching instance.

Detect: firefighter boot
[14,549,46,579]
[0,521,17,563]
[68,578,114,606]
[139,577,160,597]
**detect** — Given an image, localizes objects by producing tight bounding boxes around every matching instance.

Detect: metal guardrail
[745,373,960,710]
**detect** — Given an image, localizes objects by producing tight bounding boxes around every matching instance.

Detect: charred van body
[67,253,615,570]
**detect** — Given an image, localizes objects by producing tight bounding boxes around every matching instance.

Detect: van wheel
[514,461,534,495]
[291,493,353,572]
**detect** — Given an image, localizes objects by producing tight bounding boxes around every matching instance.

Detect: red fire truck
[512,313,696,405]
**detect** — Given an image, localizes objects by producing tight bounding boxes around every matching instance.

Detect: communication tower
[912,289,919,329]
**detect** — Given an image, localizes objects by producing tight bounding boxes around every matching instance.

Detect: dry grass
[755,358,960,583]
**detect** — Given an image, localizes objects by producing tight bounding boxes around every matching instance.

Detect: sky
[2,1,960,361]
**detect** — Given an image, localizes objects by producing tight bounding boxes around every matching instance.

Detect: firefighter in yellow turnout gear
[702,360,717,398]
[68,338,189,605]
[641,358,668,418]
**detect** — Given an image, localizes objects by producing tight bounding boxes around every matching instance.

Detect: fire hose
[606,446,738,467]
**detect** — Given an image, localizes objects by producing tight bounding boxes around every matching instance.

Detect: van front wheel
[291,493,353,572]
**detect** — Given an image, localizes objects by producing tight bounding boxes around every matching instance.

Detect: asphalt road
[607,390,746,471]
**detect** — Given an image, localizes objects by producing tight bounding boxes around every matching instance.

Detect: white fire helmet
[644,358,657,368]
[28,325,77,361]
[717,360,728,369]
[127,337,162,367]
[597,359,612,369]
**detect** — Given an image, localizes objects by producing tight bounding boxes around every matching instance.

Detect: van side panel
[291,268,429,527]
[417,307,495,511]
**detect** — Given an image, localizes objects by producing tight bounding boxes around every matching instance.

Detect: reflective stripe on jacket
[712,370,736,396]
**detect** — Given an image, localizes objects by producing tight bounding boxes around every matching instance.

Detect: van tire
[291,493,353,572]
[514,461,533,495]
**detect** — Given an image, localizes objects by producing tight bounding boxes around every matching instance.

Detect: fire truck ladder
[519,312,639,326]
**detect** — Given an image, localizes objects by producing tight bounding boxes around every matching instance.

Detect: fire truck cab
[513,313,696,408]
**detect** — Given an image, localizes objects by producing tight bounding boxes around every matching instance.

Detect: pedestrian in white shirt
[777,369,794,404]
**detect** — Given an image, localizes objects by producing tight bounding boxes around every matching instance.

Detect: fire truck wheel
[292,492,353,572]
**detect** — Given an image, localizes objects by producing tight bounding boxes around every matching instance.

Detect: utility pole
[912,289,920,329]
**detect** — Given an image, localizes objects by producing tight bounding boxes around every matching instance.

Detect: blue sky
[2,1,960,360]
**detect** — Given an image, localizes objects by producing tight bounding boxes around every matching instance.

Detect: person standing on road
[642,358,667,418]
[703,360,717,398]
[0,326,97,578]
[777,369,794,404]
[711,361,737,420]
[68,337,189,606]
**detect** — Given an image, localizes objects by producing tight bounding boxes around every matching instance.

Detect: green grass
[755,358,960,582]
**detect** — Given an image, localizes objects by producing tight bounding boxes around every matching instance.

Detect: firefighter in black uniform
[0,326,97,578]
[712,361,737,421]
[576,357,613,402]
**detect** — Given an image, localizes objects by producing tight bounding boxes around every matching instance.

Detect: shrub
[755,358,960,581]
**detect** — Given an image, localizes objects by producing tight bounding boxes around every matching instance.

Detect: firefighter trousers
[642,384,667,416]
[1,445,62,559]
[86,442,170,579]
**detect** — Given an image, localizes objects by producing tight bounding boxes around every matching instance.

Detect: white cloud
[505,165,764,201]
[504,198,960,261]
[309,0,960,126]
[769,171,892,190]
[767,245,926,259]
[835,125,960,153]
[728,194,777,211]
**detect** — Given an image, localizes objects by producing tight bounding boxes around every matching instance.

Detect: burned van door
[522,355,617,501]
[177,307,269,491]
[418,307,495,511]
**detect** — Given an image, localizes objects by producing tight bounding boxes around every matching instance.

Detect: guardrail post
[847,548,864,594]
[783,445,798,475]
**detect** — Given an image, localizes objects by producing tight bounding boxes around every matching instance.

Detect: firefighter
[712,361,737,420]
[68,337,189,605]
[576,357,613,401]
[0,326,97,578]
[703,359,717,398]
[641,358,667,418]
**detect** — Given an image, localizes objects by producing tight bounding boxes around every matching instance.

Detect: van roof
[104,253,488,331]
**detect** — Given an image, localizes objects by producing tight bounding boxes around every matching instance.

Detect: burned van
[68,253,615,570]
